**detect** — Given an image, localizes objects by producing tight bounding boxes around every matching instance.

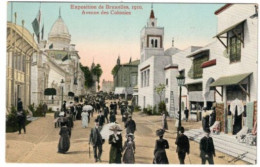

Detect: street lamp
[60,79,65,110]
[176,74,185,133]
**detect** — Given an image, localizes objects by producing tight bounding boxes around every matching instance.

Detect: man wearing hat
[89,119,104,162]
[125,115,136,134]
[200,129,215,164]
[175,127,190,164]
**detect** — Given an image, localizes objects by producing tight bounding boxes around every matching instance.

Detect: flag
[62,54,69,61]
[32,18,39,35]
[41,24,44,40]
[49,43,53,49]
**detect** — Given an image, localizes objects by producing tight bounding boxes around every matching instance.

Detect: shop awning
[210,73,252,87]
[213,19,246,38]
[114,87,126,94]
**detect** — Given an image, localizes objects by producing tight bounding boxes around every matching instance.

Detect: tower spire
[59,7,61,18]
[172,37,174,47]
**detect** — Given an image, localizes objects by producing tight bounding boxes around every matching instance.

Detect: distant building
[31,11,86,107]
[113,57,139,96]
[102,79,113,93]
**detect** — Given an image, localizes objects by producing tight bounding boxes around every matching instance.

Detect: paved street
[6,105,248,164]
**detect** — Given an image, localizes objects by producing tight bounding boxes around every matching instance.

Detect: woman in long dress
[122,133,135,164]
[81,110,89,128]
[109,125,123,163]
[58,122,70,153]
[153,129,169,164]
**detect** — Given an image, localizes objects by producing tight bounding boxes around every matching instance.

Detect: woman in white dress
[81,110,89,128]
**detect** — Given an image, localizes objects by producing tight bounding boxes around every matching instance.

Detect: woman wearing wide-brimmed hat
[108,124,123,163]
[153,129,169,164]
[122,133,135,164]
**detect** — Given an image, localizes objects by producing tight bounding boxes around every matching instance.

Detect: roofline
[215,4,232,15]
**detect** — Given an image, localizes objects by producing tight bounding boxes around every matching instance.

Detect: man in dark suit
[17,98,26,134]
[200,128,215,164]
[96,111,105,127]
[89,120,104,162]
[103,105,109,123]
[175,127,190,164]
[125,115,136,134]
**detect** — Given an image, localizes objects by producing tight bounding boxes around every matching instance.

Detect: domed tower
[48,8,71,50]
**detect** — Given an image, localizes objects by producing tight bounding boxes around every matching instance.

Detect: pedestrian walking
[184,107,189,122]
[43,102,48,117]
[104,105,109,123]
[62,101,66,112]
[153,129,169,164]
[202,107,210,131]
[17,98,26,134]
[54,108,60,128]
[200,128,216,164]
[109,124,123,164]
[125,115,136,134]
[122,133,135,164]
[97,111,105,127]
[81,110,89,128]
[114,102,117,115]
[175,127,190,164]
[58,121,70,154]
[162,111,168,130]
[89,120,104,162]
[109,111,116,123]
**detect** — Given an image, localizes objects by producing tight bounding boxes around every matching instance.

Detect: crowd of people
[15,96,216,164]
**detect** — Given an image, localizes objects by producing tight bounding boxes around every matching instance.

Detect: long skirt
[58,135,70,153]
[123,148,135,163]
[153,150,169,164]
[109,146,121,163]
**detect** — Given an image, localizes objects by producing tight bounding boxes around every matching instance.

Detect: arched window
[155,39,158,48]
[151,39,154,48]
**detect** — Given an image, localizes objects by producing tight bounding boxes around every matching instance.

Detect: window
[227,23,243,63]
[155,39,158,48]
[193,52,209,79]
[151,39,154,48]
[166,78,168,86]
[147,70,150,86]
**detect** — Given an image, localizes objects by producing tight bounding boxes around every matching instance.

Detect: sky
[7,2,224,82]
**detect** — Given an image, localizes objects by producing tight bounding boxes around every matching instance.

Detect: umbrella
[83,105,93,111]
[100,123,122,139]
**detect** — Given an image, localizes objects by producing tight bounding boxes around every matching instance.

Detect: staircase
[184,129,257,164]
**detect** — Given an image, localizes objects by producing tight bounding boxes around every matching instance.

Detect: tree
[80,64,94,88]
[154,83,166,102]
[111,64,120,76]
[91,64,103,91]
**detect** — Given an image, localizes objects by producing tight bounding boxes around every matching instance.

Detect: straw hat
[109,124,122,131]
[126,133,135,140]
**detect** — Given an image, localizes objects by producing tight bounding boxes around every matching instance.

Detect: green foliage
[111,64,120,76]
[134,105,141,112]
[6,106,30,132]
[29,103,45,117]
[142,105,161,116]
[158,101,167,114]
[154,83,166,102]
[47,107,53,113]
[91,64,103,83]
[6,105,18,132]
[44,88,56,96]
[80,64,94,88]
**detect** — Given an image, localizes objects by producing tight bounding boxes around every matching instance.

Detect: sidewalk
[184,129,257,164]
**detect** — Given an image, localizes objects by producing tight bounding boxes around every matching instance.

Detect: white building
[102,79,114,93]
[138,8,181,110]
[31,12,86,107]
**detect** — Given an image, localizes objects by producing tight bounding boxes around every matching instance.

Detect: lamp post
[60,79,65,110]
[176,74,185,133]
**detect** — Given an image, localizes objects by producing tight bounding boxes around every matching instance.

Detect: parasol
[83,105,93,111]
[100,123,122,139]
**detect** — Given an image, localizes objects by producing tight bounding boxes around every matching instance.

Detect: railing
[40,100,60,105]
